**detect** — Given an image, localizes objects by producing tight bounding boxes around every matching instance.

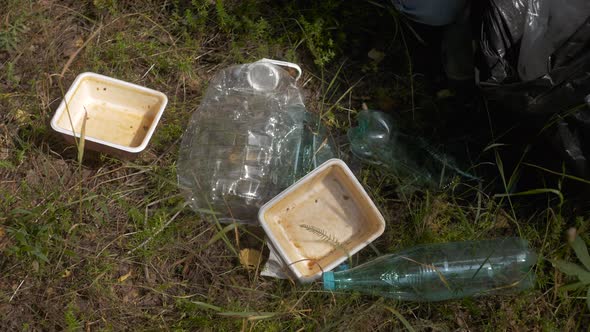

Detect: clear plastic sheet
[348,109,479,193]
[177,60,335,224]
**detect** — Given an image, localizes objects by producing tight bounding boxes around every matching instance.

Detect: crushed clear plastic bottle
[348,109,479,193]
[323,238,536,302]
[177,60,335,224]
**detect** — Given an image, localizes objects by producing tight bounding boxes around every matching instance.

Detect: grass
[1,0,589,330]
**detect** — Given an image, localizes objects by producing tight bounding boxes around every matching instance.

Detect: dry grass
[0,0,589,331]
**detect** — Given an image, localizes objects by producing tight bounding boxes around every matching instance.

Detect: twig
[9,274,27,302]
[141,63,156,79]
[60,25,104,78]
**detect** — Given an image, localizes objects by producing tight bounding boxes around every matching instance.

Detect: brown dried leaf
[239,248,262,270]
[118,271,132,282]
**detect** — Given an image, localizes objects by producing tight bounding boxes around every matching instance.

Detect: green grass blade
[190,301,222,312]
[523,163,590,185]
[383,305,416,332]
[587,287,590,311]
[494,188,564,207]
[552,259,590,283]
[559,281,587,292]
[571,236,590,271]
[217,311,279,321]
[205,223,236,248]
[483,143,508,152]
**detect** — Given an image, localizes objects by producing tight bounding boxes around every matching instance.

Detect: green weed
[7,219,52,264]
[0,15,27,51]
[553,230,590,310]
[64,302,82,332]
[297,16,336,68]
[92,0,118,14]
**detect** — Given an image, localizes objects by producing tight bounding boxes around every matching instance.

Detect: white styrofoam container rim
[258,158,386,282]
[50,72,168,154]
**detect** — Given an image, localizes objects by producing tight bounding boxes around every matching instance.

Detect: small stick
[60,25,104,78]
[9,274,27,302]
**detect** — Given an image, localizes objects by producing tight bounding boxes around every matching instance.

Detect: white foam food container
[51,72,168,158]
[259,159,386,282]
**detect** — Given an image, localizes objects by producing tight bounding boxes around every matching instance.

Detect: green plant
[7,219,52,264]
[93,0,118,14]
[214,0,239,33]
[298,16,336,68]
[64,302,82,332]
[0,16,27,51]
[552,229,590,310]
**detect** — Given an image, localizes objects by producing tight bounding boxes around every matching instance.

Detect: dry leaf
[118,271,132,282]
[123,288,140,303]
[62,36,84,58]
[62,269,72,278]
[0,148,10,160]
[14,109,31,125]
[367,48,385,63]
[239,248,262,270]
[567,227,577,243]
[0,226,8,251]
[74,37,84,48]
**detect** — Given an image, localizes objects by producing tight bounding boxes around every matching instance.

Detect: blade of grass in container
[78,107,87,164]
[300,224,353,267]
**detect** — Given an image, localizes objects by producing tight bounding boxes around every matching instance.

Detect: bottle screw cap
[323,271,335,290]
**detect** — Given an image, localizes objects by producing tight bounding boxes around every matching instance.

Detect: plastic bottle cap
[323,271,335,291]
[247,63,280,91]
[336,263,349,271]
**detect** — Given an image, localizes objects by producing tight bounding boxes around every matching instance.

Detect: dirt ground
[1,1,589,331]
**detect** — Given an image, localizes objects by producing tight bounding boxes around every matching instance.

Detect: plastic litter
[51,72,168,158]
[479,0,590,83]
[347,109,478,193]
[177,59,336,224]
[478,1,590,180]
[259,159,385,282]
[323,237,536,301]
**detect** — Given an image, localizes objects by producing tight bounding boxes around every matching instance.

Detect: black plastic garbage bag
[479,0,590,84]
[478,0,590,179]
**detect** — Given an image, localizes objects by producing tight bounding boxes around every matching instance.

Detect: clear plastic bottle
[177,60,335,223]
[323,238,536,302]
[347,109,479,193]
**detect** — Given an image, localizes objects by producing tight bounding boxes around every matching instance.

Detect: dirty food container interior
[259,159,386,282]
[51,72,167,156]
